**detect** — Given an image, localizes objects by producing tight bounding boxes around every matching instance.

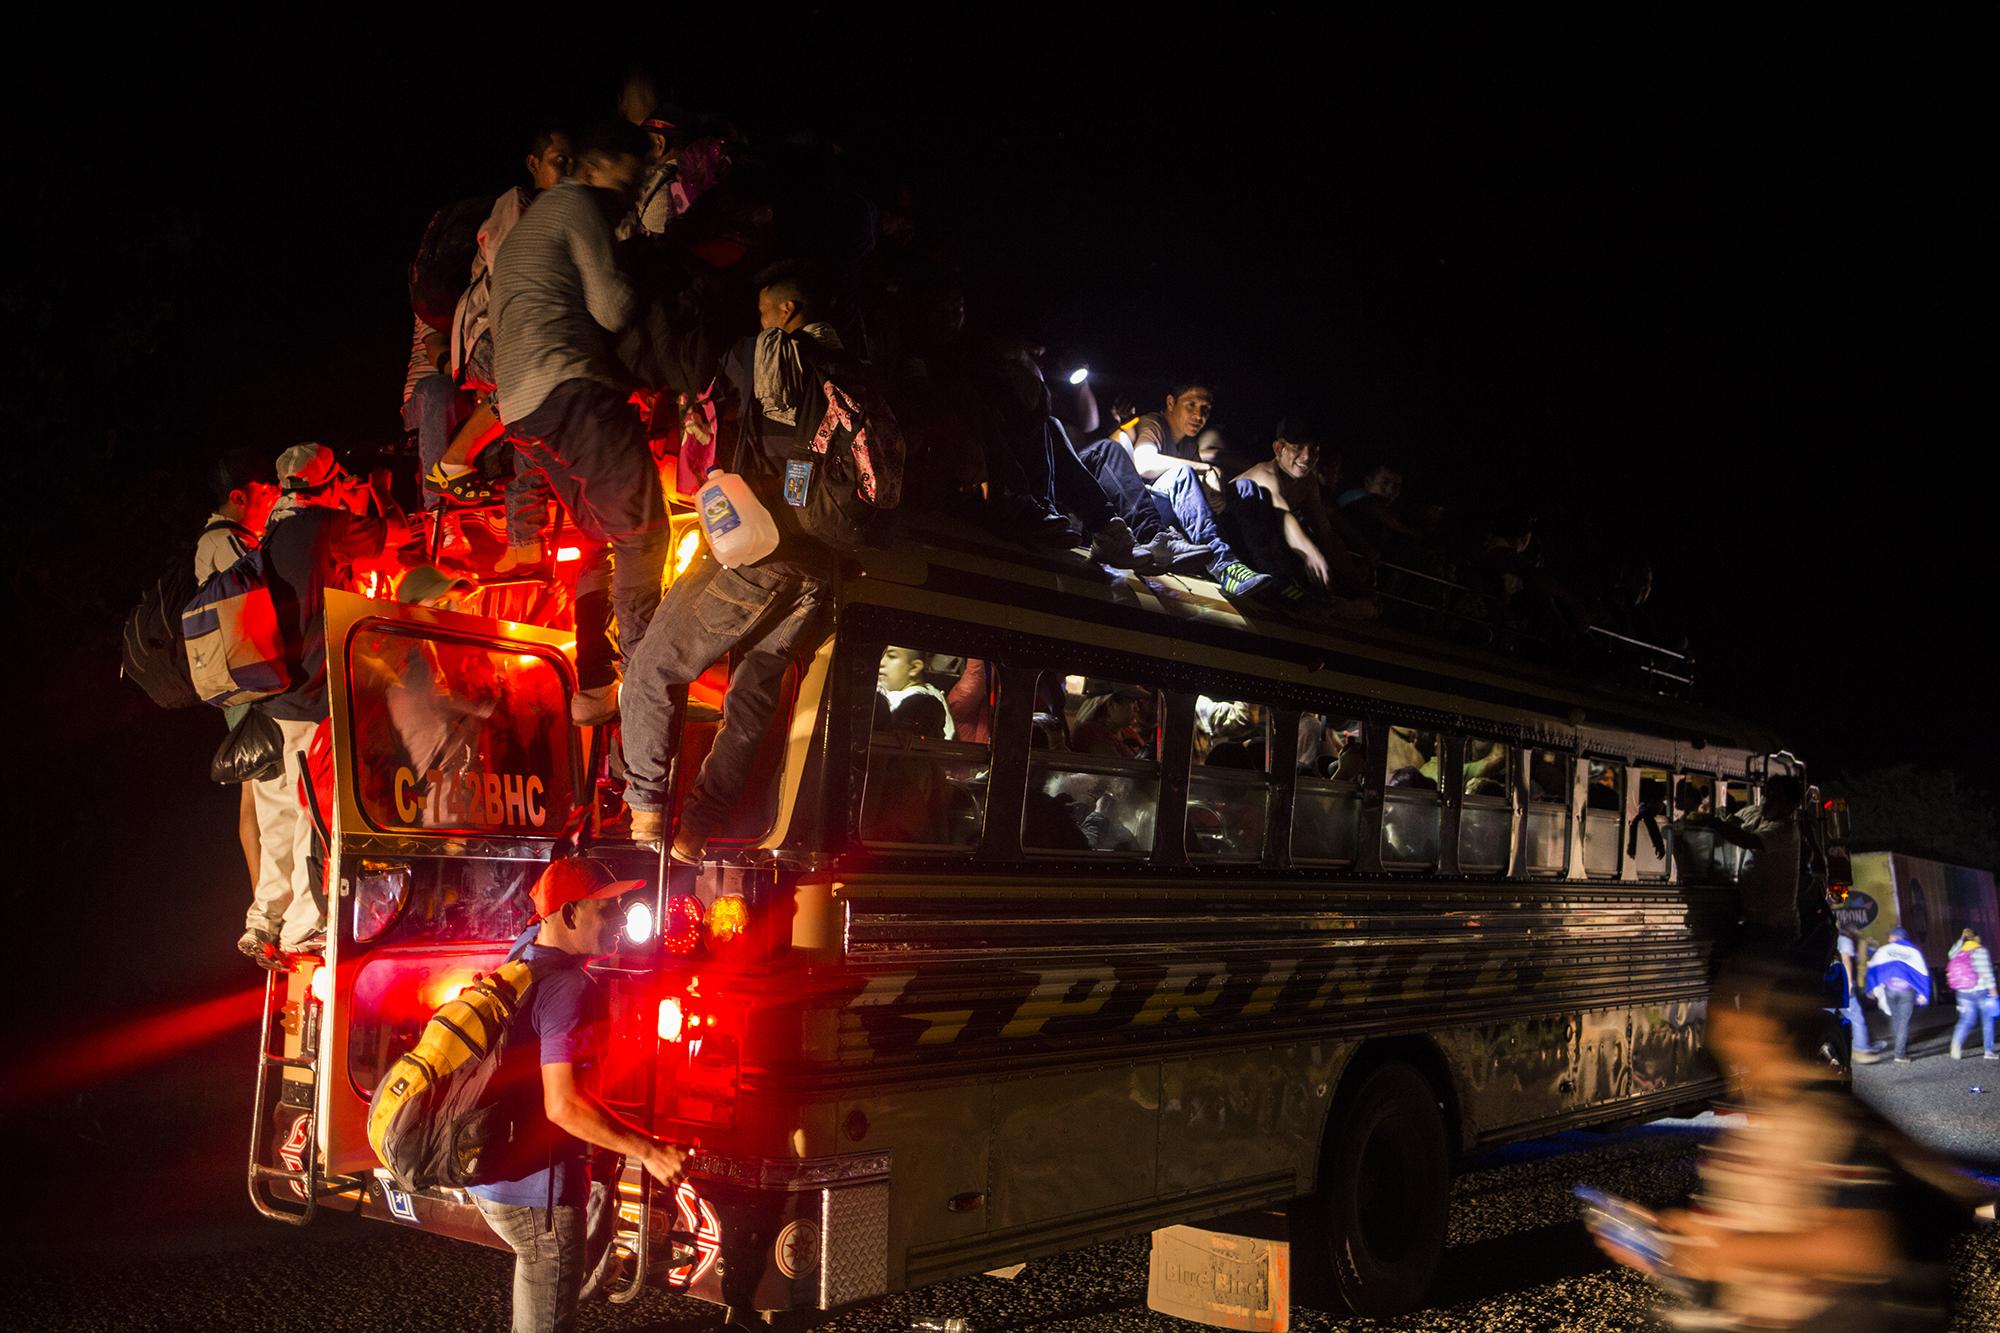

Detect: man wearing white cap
[236,443,398,965]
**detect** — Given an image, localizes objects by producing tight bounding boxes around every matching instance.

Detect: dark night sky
[9,15,1987,786]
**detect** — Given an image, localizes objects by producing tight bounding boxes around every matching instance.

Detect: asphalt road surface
[7,1112,1997,1333]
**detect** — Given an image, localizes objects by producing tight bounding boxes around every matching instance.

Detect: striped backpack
[181,546,292,707]
[366,955,550,1191]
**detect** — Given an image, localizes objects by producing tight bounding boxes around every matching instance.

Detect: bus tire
[1298,1061,1449,1316]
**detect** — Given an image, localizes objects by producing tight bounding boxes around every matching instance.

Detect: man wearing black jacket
[621,263,836,860]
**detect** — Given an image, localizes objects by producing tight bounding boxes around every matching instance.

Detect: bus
[247,519,1832,1325]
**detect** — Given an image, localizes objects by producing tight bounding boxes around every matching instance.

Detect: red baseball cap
[530,856,645,921]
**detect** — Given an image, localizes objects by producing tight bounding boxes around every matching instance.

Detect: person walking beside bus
[1836,931,1882,1062]
[1945,927,1997,1060]
[1864,927,1931,1063]
[470,855,689,1333]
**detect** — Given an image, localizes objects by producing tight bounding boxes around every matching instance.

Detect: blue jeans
[472,1178,617,1333]
[1845,991,1876,1052]
[622,552,831,832]
[1885,988,1917,1058]
[1954,991,1997,1054]
[403,374,465,494]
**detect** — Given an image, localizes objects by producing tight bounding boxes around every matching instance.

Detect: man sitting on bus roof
[621,262,839,860]
[1073,380,1276,597]
[1226,419,1378,615]
[470,855,689,1331]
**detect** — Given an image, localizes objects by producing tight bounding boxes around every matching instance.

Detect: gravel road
[9,1116,1995,1333]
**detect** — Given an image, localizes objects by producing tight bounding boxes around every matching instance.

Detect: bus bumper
[658,1151,892,1313]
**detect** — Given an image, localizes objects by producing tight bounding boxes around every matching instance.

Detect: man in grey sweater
[491,119,669,726]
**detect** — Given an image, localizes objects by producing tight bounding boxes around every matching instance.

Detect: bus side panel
[1157,1043,1346,1199]
[989,1064,1160,1230]
[831,1082,991,1291]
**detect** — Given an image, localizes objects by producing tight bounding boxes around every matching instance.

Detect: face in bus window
[878,647,928,694]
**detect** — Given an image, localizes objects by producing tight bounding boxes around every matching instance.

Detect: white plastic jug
[694,469,779,569]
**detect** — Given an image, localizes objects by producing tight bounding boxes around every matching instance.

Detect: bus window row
[854,645,1758,881]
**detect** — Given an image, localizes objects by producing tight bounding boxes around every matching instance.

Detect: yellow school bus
[249,527,1815,1324]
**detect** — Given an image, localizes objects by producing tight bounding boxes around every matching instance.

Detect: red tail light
[657,996,685,1042]
[664,895,703,954]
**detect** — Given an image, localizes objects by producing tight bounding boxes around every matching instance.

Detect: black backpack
[119,520,248,710]
[408,196,491,334]
[786,359,906,554]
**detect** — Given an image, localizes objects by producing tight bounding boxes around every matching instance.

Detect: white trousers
[244,716,326,946]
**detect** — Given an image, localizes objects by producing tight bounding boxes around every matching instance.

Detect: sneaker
[1892,1056,1912,1064]
[628,808,663,846]
[1952,1043,1963,1060]
[1087,517,1138,568]
[1210,559,1276,600]
[237,928,282,970]
[1149,533,1216,574]
[1984,1051,1999,1060]
[423,462,500,506]
[572,681,620,727]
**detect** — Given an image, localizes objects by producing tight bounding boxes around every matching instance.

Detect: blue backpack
[182,545,293,707]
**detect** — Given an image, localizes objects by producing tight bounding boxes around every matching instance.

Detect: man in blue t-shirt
[471,855,690,1332]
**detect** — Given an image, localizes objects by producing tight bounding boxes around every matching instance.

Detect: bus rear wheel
[1298,1061,1450,1317]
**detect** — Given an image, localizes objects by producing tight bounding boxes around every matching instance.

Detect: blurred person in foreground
[1594,962,1960,1330]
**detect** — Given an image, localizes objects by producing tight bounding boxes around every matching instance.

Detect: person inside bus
[1586,765,1622,811]
[470,855,689,1332]
[875,646,954,740]
[945,657,993,744]
[1071,681,1150,758]
[621,262,840,861]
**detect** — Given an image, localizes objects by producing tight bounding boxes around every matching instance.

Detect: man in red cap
[469,854,689,1332]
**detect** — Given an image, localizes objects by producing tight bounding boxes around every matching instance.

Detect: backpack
[119,520,250,710]
[785,365,906,553]
[181,545,293,707]
[1945,948,1977,992]
[366,954,550,1191]
[409,196,491,334]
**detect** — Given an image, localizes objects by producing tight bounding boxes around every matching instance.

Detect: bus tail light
[664,895,703,954]
[308,964,333,1006]
[657,996,685,1042]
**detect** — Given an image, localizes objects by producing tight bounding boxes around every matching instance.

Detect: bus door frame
[315,590,582,1181]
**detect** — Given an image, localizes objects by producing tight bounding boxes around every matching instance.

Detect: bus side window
[1458,736,1511,874]
[858,647,994,852]
[1673,772,1718,884]
[1295,714,1363,866]
[1382,724,1442,871]
[1526,750,1572,876]
[1190,696,1271,862]
[1021,673,1160,856]
[1633,766,1672,880]
[1583,760,1623,879]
